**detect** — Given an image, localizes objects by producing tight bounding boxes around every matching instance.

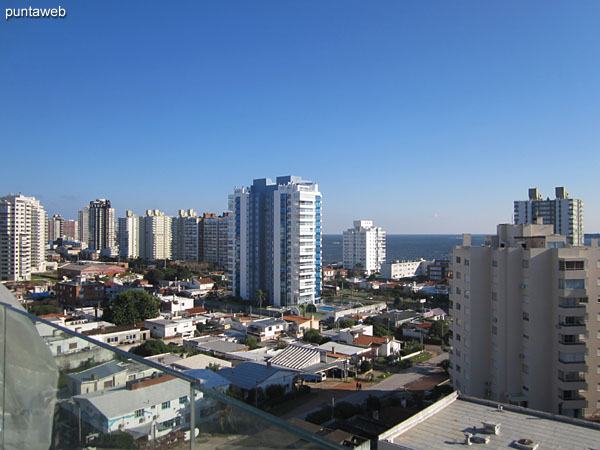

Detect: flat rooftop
[379,392,600,450]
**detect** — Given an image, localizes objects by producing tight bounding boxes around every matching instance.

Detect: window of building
[456,272,461,279]
[559,279,585,290]
[559,260,585,271]
[135,409,143,418]
[522,364,529,374]
[523,312,529,321]
[456,302,461,310]
[456,364,461,373]
[103,380,113,388]
[522,260,529,268]
[491,292,497,301]
[492,260,498,267]
[69,343,77,349]
[492,326,498,335]
[464,259,470,266]
[464,290,470,299]
[161,401,170,410]
[465,307,470,316]
[456,287,461,295]
[456,257,461,263]
[179,396,187,405]
[456,333,461,341]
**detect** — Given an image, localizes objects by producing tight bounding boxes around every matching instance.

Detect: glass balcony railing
[0,295,343,449]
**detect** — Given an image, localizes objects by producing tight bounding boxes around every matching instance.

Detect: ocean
[322,234,486,264]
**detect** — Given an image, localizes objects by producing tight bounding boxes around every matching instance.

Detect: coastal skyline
[3,1,600,234]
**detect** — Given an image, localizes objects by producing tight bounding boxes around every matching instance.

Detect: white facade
[343,220,386,275]
[0,194,47,281]
[450,225,600,419]
[145,317,196,339]
[381,259,430,280]
[140,210,173,260]
[230,176,322,307]
[514,187,584,246]
[117,210,139,259]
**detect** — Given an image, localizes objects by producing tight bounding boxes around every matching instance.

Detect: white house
[73,376,200,440]
[246,318,288,342]
[218,361,297,393]
[145,317,195,339]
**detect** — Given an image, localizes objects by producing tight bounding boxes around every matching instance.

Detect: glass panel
[0,302,340,450]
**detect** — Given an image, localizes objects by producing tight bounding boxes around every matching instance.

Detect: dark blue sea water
[322,234,486,264]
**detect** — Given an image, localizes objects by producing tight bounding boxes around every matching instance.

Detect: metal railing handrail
[0,299,344,450]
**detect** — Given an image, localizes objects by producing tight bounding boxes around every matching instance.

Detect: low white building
[381,259,430,280]
[246,318,288,342]
[74,376,199,440]
[145,317,196,339]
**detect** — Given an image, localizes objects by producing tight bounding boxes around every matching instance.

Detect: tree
[360,360,372,373]
[103,290,159,326]
[429,320,451,344]
[145,268,165,286]
[303,329,328,345]
[340,319,356,329]
[207,362,221,372]
[305,304,317,313]
[373,324,391,337]
[255,289,266,315]
[245,336,258,350]
[29,304,61,316]
[132,339,170,357]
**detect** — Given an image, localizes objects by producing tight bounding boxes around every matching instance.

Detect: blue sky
[2,1,599,234]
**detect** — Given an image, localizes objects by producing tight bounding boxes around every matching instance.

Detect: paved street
[283,352,449,419]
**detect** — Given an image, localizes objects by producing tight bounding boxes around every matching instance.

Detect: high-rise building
[62,220,78,241]
[343,220,386,275]
[514,186,584,246]
[140,210,172,260]
[202,213,218,264]
[118,211,139,259]
[449,223,600,419]
[47,214,64,242]
[0,194,47,281]
[201,212,231,267]
[78,206,89,246]
[173,209,200,262]
[217,212,232,268]
[229,176,322,307]
[86,199,116,255]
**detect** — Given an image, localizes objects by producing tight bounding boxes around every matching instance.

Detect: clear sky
[2,1,599,234]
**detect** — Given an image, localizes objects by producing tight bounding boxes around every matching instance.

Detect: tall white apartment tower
[0,194,47,281]
[230,176,322,307]
[173,209,200,262]
[514,186,584,246]
[449,223,600,420]
[343,220,386,275]
[117,210,139,259]
[140,210,173,260]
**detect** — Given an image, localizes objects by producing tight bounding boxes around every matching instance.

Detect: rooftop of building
[380,392,600,450]
[218,361,297,390]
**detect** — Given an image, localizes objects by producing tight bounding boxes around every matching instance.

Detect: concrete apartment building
[381,259,429,280]
[343,220,386,275]
[0,194,47,281]
[87,199,116,255]
[200,212,231,267]
[449,222,600,420]
[514,186,584,246]
[229,176,322,307]
[47,214,64,241]
[62,219,78,241]
[140,209,173,260]
[118,210,139,259]
[78,206,89,246]
[173,209,200,262]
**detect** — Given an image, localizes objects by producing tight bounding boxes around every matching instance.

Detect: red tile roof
[353,334,387,347]
[186,307,207,314]
[283,315,311,324]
